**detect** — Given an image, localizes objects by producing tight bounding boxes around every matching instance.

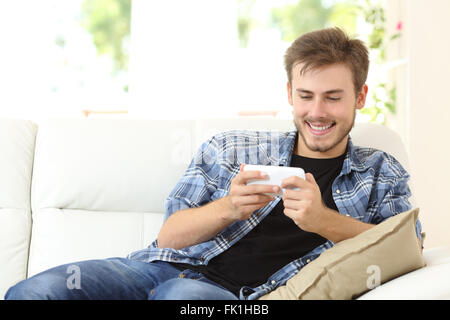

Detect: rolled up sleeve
[163,137,220,221]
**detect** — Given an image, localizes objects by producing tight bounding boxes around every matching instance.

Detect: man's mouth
[305,121,336,135]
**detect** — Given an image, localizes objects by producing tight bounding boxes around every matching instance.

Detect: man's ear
[287,81,293,106]
[356,84,368,110]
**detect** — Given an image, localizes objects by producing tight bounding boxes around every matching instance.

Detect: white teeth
[308,122,333,131]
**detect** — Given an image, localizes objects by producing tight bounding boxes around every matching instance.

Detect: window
[0,0,130,121]
[0,0,400,126]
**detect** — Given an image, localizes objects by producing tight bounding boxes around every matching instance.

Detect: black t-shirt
[172,151,346,297]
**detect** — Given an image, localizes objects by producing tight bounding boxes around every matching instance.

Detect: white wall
[406,0,450,248]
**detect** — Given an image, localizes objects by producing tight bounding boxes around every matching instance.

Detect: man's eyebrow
[295,88,344,94]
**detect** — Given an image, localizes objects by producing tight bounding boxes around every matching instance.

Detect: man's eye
[300,96,312,99]
[328,97,341,101]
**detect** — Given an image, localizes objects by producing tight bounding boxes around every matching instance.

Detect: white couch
[1,117,450,299]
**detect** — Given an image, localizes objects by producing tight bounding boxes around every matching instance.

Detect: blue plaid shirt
[128,129,422,300]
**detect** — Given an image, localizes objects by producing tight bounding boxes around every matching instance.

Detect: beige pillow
[259,208,425,300]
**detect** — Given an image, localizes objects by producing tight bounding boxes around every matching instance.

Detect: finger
[282,188,306,200]
[280,175,308,189]
[239,163,246,172]
[243,170,269,181]
[234,169,268,185]
[282,198,301,210]
[232,193,275,206]
[305,172,317,185]
[236,183,280,196]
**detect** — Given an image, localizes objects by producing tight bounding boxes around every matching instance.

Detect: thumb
[305,172,317,185]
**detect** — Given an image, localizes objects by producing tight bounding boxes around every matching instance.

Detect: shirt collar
[277,131,298,167]
[342,136,366,174]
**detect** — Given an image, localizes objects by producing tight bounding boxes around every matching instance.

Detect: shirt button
[271,280,276,285]
[306,259,311,263]
[336,189,341,194]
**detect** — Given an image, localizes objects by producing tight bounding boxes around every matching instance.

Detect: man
[5,27,422,300]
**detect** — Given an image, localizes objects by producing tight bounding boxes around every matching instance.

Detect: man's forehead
[291,62,353,89]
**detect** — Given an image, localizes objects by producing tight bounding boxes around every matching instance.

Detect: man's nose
[309,98,327,118]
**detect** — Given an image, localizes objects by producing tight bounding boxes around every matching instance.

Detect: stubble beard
[294,108,356,154]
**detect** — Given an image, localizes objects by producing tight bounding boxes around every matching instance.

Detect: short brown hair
[284,27,369,95]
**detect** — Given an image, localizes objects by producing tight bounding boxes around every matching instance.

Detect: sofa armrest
[358,246,450,299]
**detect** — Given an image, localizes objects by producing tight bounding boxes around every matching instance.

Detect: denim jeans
[4,258,239,300]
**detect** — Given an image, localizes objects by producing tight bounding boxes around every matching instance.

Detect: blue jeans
[4,258,239,300]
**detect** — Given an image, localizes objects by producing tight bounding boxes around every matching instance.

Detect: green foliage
[236,0,358,45]
[270,0,358,42]
[360,82,396,124]
[270,0,334,42]
[237,0,401,125]
[80,0,131,73]
[327,2,359,35]
[355,0,386,62]
[355,0,401,124]
[237,0,256,48]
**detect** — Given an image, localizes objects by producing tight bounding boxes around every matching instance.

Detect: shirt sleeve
[163,136,220,222]
[370,158,423,247]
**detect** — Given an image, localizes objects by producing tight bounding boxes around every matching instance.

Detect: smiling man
[5,27,423,301]
[279,43,374,244]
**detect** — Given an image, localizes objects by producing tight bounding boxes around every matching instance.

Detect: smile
[305,121,335,135]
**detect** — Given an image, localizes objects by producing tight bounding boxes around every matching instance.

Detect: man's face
[287,63,367,158]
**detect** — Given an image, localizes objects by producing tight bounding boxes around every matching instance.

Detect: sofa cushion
[357,257,450,299]
[259,208,425,300]
[31,119,196,214]
[27,208,164,277]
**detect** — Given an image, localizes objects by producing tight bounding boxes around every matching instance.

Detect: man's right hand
[225,163,279,221]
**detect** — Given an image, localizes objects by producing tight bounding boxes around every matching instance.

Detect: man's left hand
[281,173,332,234]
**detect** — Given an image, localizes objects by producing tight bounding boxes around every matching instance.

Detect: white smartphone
[243,164,305,196]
